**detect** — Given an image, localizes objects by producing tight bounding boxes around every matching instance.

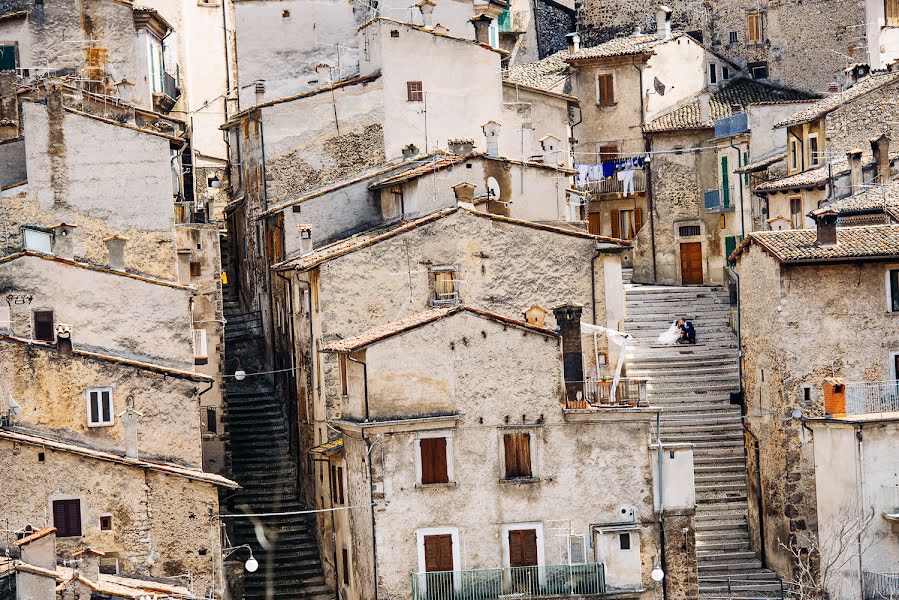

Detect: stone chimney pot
[315,64,332,86]
[870,133,891,184]
[103,235,128,271]
[656,5,673,41]
[847,149,864,191]
[566,32,580,55]
[50,223,77,260]
[470,14,493,45]
[482,121,501,157]
[416,0,436,28]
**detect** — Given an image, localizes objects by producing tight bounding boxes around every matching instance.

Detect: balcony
[714,113,749,137]
[580,168,646,196]
[863,572,899,600]
[843,380,899,416]
[564,378,647,409]
[153,68,181,113]
[704,188,735,213]
[411,563,606,600]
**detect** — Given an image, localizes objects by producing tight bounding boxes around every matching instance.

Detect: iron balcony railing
[411,563,606,600]
[564,378,647,409]
[704,188,735,212]
[583,168,647,196]
[844,380,899,415]
[162,70,181,101]
[863,572,899,600]
[714,112,749,137]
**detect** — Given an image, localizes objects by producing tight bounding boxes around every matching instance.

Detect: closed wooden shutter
[53,499,82,538]
[508,529,538,567]
[588,213,601,235]
[634,208,643,234]
[336,465,345,504]
[503,433,532,479]
[190,261,202,277]
[420,437,449,484]
[597,74,614,106]
[610,209,621,239]
[424,535,454,572]
[889,0,899,26]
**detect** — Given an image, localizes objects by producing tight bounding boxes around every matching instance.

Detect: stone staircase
[623,284,783,600]
[220,235,332,600]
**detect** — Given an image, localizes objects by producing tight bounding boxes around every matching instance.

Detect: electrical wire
[218,503,377,519]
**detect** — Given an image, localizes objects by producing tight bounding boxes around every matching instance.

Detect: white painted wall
[748,103,811,162]
[643,36,713,123]
[866,0,899,70]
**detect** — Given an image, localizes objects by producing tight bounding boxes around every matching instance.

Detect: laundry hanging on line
[575,155,650,187]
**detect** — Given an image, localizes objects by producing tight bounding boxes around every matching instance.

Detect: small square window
[407,81,423,102]
[619,532,631,550]
[430,267,459,305]
[100,514,113,531]
[86,388,114,427]
[38,452,45,462]
[708,63,718,85]
[22,227,52,253]
[729,31,738,44]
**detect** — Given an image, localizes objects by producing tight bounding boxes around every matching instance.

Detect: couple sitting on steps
[658,318,696,345]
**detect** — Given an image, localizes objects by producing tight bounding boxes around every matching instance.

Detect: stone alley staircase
[220,236,332,600]
[623,283,783,599]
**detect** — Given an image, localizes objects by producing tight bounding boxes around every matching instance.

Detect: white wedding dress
[657,322,681,345]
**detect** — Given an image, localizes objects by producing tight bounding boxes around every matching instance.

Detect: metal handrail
[844,380,899,415]
[410,563,605,600]
[564,378,647,409]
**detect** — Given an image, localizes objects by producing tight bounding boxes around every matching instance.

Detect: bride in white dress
[657,321,681,345]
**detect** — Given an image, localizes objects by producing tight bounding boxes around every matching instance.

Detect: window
[708,63,718,85]
[790,196,803,229]
[99,556,120,575]
[808,134,820,167]
[423,534,454,572]
[729,30,738,44]
[204,406,217,434]
[887,0,899,26]
[747,12,764,44]
[190,261,201,277]
[508,529,539,567]
[86,388,114,427]
[407,81,423,102]
[146,36,164,94]
[339,354,348,396]
[749,61,769,79]
[599,145,618,163]
[418,435,451,485]
[52,499,82,538]
[503,432,533,479]
[721,155,730,208]
[0,44,16,71]
[619,532,631,550]
[616,209,643,240]
[722,66,731,80]
[329,464,345,505]
[342,548,351,585]
[22,227,52,253]
[192,329,208,365]
[596,74,614,106]
[888,269,899,312]
[789,138,802,171]
[33,309,54,342]
[99,514,113,531]
[431,267,459,305]
[567,535,586,564]
[679,225,701,237]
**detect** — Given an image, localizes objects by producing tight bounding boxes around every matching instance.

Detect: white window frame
[415,527,462,592]
[500,522,546,582]
[890,350,899,380]
[884,267,899,313]
[430,265,460,306]
[22,227,52,253]
[85,387,114,427]
[708,63,718,85]
[499,428,538,481]
[566,533,586,564]
[192,328,208,361]
[807,133,820,167]
[789,196,803,229]
[414,431,455,486]
[146,35,164,94]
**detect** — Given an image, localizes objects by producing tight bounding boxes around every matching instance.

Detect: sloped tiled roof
[505,51,570,92]
[811,186,899,218]
[566,33,672,60]
[645,78,818,133]
[753,162,838,192]
[735,152,786,174]
[733,225,899,263]
[775,71,899,128]
[321,306,555,352]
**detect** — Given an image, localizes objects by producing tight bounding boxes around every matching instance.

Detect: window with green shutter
[498,7,511,32]
[721,155,730,208]
[0,45,16,71]
[725,235,743,264]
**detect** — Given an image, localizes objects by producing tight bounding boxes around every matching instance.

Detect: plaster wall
[570,60,643,153]
[501,84,572,168]
[0,440,224,596]
[641,37,711,122]
[0,255,194,366]
[0,15,30,69]
[0,340,202,467]
[747,103,811,162]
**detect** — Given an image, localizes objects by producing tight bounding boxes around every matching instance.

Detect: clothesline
[575,155,649,194]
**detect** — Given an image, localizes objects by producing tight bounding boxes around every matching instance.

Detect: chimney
[470,14,493,45]
[103,235,128,271]
[448,137,474,155]
[73,548,104,583]
[297,224,314,254]
[870,133,891,184]
[656,5,673,41]
[50,223,77,260]
[254,80,265,104]
[120,397,142,459]
[552,304,584,405]
[482,120,501,157]
[823,377,846,417]
[540,135,561,164]
[5,293,33,337]
[847,149,863,191]
[698,92,711,124]
[16,527,57,570]
[566,32,580,55]
[815,213,838,246]
[452,182,476,206]
[416,0,436,28]
[56,323,73,357]
[402,143,420,159]
[315,64,332,86]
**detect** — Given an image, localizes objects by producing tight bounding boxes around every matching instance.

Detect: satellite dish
[486,177,501,199]
[653,77,666,96]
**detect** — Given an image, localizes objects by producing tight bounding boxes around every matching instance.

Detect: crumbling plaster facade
[0,339,205,467]
[736,243,899,581]
[0,439,227,596]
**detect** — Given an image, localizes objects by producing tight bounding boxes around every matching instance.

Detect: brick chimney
[103,235,128,271]
[847,149,863,191]
[870,133,891,184]
[254,80,265,104]
[470,14,493,45]
[656,5,673,41]
[50,223,77,260]
[552,304,584,405]
[452,182,476,205]
[566,32,580,55]
[482,121,501,157]
[73,548,104,583]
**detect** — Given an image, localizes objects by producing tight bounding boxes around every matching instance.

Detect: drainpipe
[655,411,667,600]
[632,57,657,282]
[855,426,865,599]
[728,138,746,239]
[591,249,601,325]
[348,354,378,600]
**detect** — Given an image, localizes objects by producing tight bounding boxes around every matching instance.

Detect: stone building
[731,220,899,587]
[573,0,866,93]
[639,77,813,285]
[866,0,899,70]
[317,304,696,600]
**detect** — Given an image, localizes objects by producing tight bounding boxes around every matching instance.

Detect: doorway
[680,242,704,285]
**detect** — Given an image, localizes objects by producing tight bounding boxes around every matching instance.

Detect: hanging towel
[576,164,591,186]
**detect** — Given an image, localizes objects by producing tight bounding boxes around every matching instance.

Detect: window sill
[415,482,457,489]
[87,423,114,428]
[499,477,540,485]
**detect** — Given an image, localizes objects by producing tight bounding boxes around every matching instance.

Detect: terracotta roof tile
[736,225,899,263]
[504,51,570,92]
[811,186,899,217]
[566,33,671,60]
[15,527,57,547]
[774,71,899,128]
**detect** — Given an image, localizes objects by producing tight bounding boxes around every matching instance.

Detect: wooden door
[508,529,539,594]
[588,212,601,235]
[680,242,703,285]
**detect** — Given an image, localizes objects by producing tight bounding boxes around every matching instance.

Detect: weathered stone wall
[662,510,698,600]
[0,439,223,595]
[824,78,899,159]
[575,0,865,92]
[0,138,26,188]
[0,340,203,467]
[535,0,576,58]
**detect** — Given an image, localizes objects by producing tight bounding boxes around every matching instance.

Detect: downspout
[633,57,656,282]
[855,426,865,599]
[591,249,600,325]
[348,354,378,600]
[728,137,746,239]
[655,411,667,600]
